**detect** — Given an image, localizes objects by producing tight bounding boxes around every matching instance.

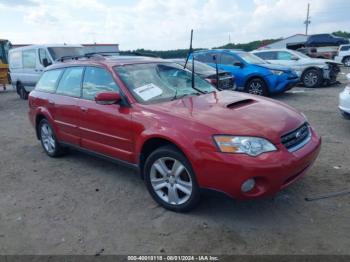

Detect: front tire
[144,146,200,212]
[39,119,67,157]
[245,78,268,96]
[343,57,350,67]
[301,68,322,88]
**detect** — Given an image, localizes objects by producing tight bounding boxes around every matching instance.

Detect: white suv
[334,44,350,67]
[252,49,342,88]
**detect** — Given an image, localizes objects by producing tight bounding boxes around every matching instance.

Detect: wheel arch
[34,110,55,140]
[138,136,190,179]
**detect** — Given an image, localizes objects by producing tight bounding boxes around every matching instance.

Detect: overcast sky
[0,0,349,50]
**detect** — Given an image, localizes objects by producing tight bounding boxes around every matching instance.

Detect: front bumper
[266,73,299,94]
[194,127,321,199]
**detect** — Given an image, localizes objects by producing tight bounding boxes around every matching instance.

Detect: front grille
[219,77,234,90]
[281,123,311,152]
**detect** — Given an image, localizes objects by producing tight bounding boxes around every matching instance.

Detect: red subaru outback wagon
[28,55,321,211]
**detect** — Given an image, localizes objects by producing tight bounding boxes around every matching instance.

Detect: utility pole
[228,33,231,44]
[304,3,311,35]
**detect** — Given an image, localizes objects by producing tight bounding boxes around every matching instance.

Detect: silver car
[252,48,342,88]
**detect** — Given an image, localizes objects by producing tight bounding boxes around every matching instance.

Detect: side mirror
[95,91,121,105]
[42,58,52,67]
[291,56,299,61]
[233,61,244,67]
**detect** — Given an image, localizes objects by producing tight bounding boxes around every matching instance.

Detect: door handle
[80,106,88,112]
[48,100,55,105]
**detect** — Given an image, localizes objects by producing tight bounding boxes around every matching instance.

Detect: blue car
[191,49,299,96]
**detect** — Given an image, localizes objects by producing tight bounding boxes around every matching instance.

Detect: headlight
[270,69,284,76]
[213,136,277,156]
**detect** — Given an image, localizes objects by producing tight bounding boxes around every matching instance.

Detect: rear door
[51,66,84,145]
[78,66,134,162]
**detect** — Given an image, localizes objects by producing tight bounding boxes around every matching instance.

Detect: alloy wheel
[304,71,318,87]
[249,81,263,95]
[41,123,56,154]
[150,157,192,205]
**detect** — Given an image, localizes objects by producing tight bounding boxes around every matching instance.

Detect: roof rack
[56,52,119,62]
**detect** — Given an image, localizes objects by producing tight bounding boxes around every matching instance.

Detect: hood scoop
[226,99,256,109]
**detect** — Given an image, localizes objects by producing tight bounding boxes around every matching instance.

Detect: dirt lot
[0,71,349,255]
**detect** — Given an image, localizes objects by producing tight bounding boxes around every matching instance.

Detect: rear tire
[144,145,200,212]
[17,83,28,100]
[38,119,67,157]
[245,78,268,96]
[301,68,322,88]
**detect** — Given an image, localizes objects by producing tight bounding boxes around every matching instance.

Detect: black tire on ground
[245,78,268,96]
[301,68,323,88]
[144,145,200,212]
[17,83,28,100]
[343,57,350,67]
[38,119,67,157]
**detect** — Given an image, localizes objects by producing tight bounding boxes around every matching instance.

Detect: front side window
[114,63,216,104]
[82,67,120,100]
[22,49,36,69]
[277,51,294,60]
[56,67,84,97]
[35,69,63,93]
[220,54,239,65]
[39,48,51,66]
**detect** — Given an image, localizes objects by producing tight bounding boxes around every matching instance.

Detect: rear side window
[56,67,84,97]
[22,49,36,69]
[82,67,120,100]
[255,51,276,60]
[9,51,22,69]
[35,69,63,93]
[194,53,216,63]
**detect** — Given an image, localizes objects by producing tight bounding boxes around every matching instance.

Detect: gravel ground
[0,71,349,255]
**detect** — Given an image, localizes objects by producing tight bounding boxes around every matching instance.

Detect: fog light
[241,178,255,193]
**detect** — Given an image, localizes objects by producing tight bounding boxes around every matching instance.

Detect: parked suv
[252,49,341,88]
[9,44,84,99]
[191,49,299,96]
[28,56,321,211]
[334,44,350,67]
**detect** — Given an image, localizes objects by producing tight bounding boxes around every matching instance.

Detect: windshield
[0,40,11,64]
[176,60,216,75]
[114,63,216,104]
[237,52,266,64]
[48,47,85,60]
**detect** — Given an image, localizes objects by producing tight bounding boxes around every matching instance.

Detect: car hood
[254,63,292,72]
[148,91,305,144]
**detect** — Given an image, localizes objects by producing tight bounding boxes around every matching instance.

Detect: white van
[9,44,84,99]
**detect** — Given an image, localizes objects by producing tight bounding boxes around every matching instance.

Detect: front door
[78,66,134,163]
